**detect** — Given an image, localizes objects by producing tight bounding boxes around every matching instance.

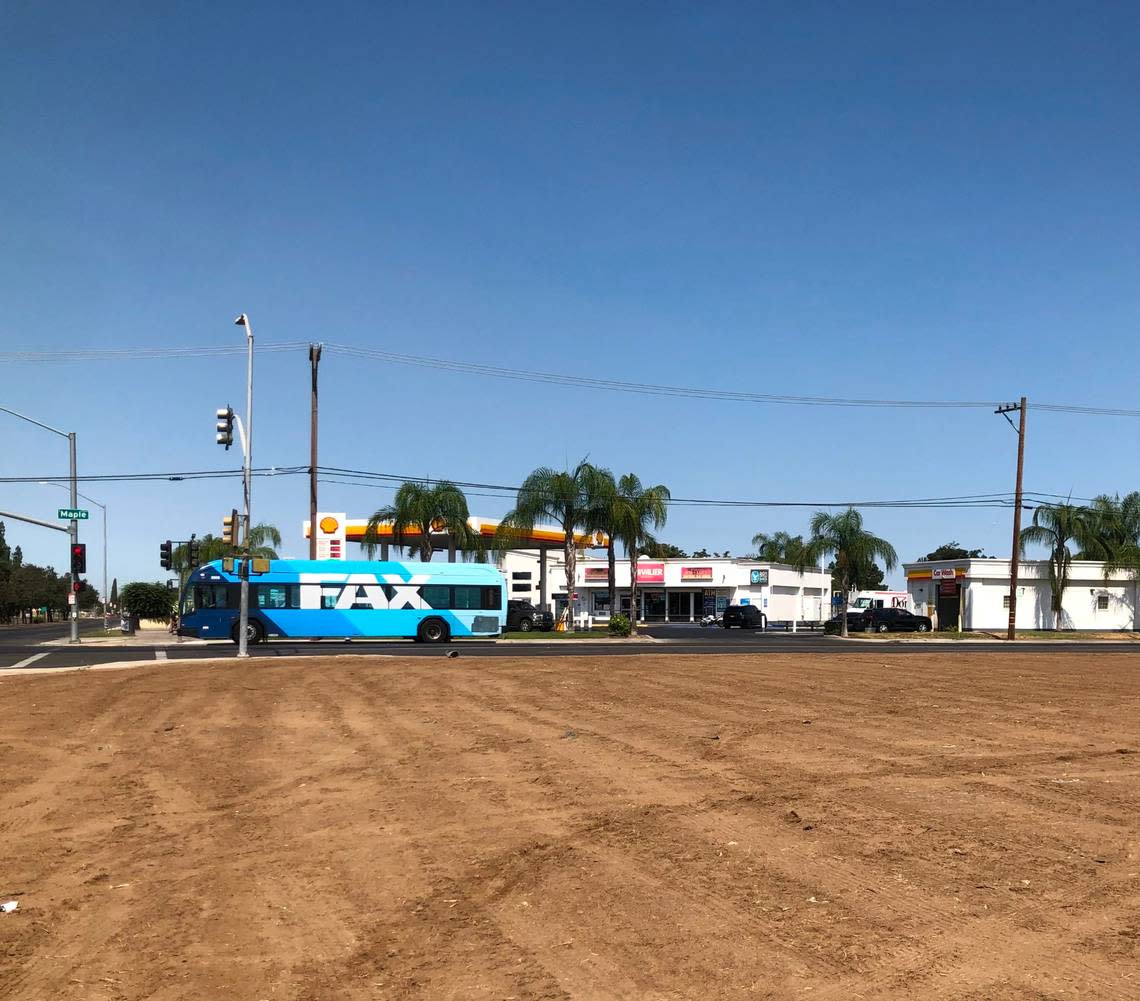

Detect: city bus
[177,559,505,644]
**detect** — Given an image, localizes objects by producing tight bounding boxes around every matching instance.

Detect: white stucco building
[905,557,1140,631]
[500,550,831,625]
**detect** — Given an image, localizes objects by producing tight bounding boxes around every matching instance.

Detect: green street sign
[57,508,89,520]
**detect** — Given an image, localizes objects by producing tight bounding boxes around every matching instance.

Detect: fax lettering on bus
[298,572,432,610]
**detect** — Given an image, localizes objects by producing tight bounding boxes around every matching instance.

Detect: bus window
[257,584,299,610]
[196,584,231,609]
[422,585,450,609]
[481,586,501,610]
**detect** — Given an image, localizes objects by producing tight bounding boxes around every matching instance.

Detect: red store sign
[636,562,665,583]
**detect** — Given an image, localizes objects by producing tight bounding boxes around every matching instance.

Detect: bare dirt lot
[2,653,1138,1000]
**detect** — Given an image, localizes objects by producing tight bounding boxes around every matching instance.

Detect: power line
[322,344,1004,410]
[7,338,1140,417]
[6,463,1100,509]
[0,342,309,363]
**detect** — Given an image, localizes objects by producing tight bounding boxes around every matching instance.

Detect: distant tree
[920,541,986,561]
[585,469,622,615]
[110,578,119,609]
[12,546,22,566]
[691,548,711,559]
[644,541,687,559]
[120,582,176,622]
[752,531,808,564]
[363,481,481,561]
[1077,493,1140,563]
[804,509,898,637]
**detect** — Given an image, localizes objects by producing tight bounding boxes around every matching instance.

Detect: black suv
[506,600,554,632]
[722,604,766,630]
[863,607,933,633]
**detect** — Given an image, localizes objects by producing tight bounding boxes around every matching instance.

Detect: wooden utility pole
[997,398,1028,641]
[309,344,323,560]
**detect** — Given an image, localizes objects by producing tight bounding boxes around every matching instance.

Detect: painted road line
[10,652,50,670]
[155,650,168,661]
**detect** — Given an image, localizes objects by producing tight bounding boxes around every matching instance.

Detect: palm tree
[584,469,621,616]
[498,462,610,628]
[362,480,482,562]
[803,509,897,637]
[612,474,671,633]
[1019,502,1096,629]
[172,523,283,576]
[751,531,807,564]
[1078,493,1140,562]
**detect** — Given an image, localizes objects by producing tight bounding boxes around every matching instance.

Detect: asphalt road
[2,622,1139,671]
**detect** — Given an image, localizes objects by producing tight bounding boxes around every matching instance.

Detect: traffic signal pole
[69,431,79,643]
[235,314,255,659]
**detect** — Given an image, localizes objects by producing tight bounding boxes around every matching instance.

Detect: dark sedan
[863,607,933,633]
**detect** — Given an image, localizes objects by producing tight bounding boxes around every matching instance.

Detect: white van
[848,590,914,613]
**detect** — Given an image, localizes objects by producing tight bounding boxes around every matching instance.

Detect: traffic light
[70,543,86,576]
[222,509,238,546]
[216,405,234,449]
[187,538,201,568]
[159,539,173,570]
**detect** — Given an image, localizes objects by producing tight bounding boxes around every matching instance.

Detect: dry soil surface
[1,653,1138,1000]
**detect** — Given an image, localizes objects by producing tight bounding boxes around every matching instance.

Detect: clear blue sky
[2,2,1139,590]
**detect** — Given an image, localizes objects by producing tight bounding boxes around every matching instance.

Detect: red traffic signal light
[70,543,87,575]
[72,581,82,593]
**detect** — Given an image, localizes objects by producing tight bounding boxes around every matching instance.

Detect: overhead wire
[4,339,1140,417]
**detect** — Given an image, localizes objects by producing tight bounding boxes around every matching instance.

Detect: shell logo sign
[315,512,347,560]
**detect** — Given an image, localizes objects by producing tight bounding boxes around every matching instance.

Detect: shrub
[608,612,631,637]
[120,582,176,622]
[823,619,841,635]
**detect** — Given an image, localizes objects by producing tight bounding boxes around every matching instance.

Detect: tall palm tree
[362,480,482,562]
[803,509,897,637]
[612,474,671,633]
[584,468,621,615]
[498,462,610,628]
[751,531,807,564]
[1019,502,1096,629]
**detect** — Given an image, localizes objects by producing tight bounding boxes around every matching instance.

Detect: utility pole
[996,398,1027,641]
[309,343,322,559]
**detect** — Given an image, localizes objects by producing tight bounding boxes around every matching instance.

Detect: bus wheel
[418,618,450,644]
[231,619,265,645]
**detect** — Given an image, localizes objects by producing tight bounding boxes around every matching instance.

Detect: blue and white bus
[177,559,505,644]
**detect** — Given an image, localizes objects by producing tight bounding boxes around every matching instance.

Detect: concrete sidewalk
[40,632,213,648]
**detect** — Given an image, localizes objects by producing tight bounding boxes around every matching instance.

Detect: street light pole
[234,313,254,658]
[0,405,80,643]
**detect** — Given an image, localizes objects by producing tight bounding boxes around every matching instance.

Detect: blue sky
[2,2,1139,590]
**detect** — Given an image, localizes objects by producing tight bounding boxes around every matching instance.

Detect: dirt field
[2,653,1138,1000]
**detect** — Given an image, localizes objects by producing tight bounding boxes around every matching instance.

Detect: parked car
[722,604,766,630]
[863,607,933,633]
[827,611,866,632]
[506,599,554,632]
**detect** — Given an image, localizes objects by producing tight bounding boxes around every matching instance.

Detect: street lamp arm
[0,405,70,438]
